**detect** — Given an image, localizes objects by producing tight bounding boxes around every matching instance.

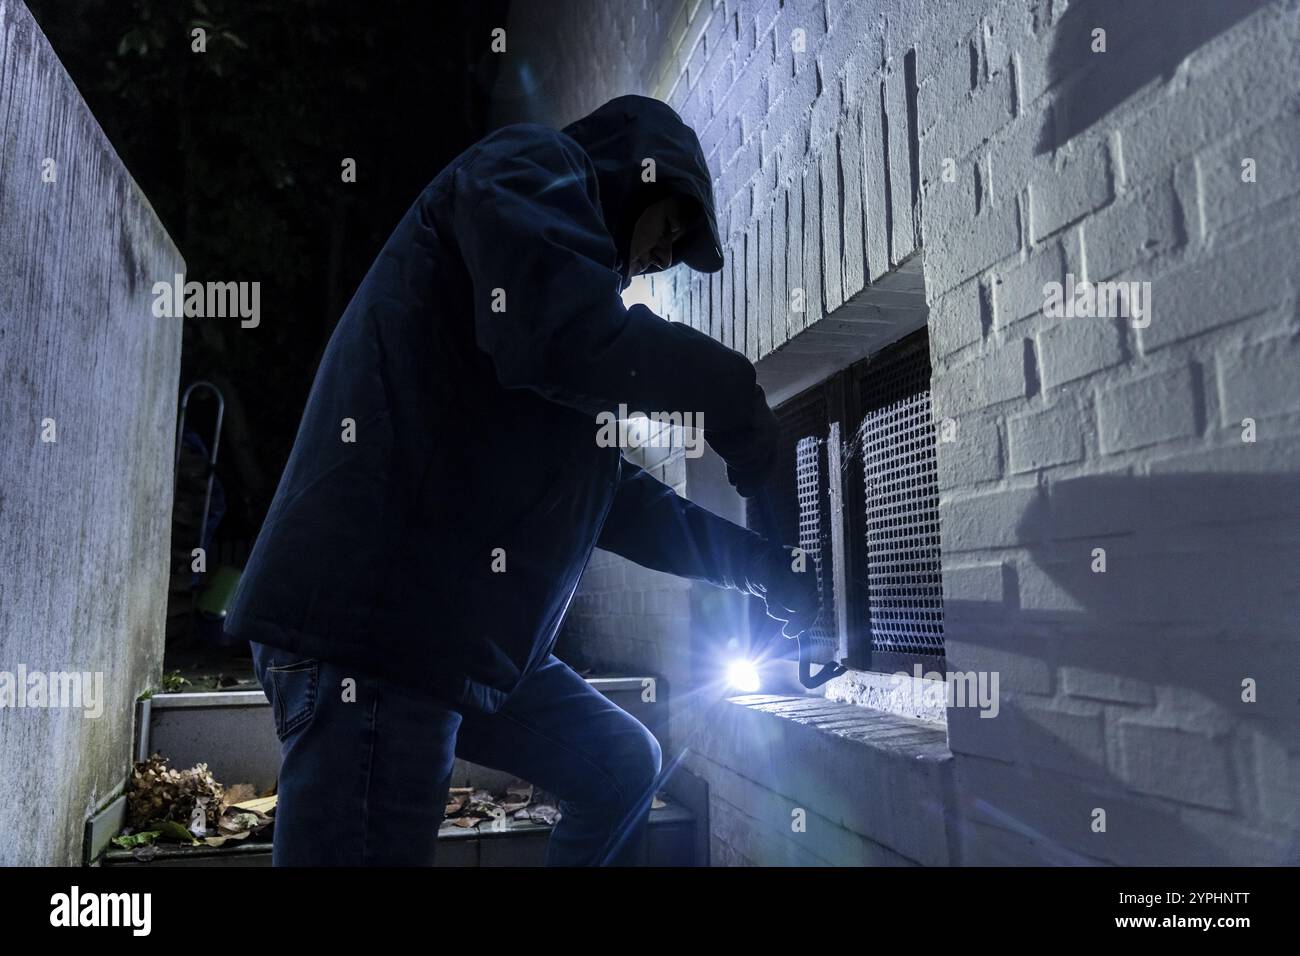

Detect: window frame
[749,327,946,676]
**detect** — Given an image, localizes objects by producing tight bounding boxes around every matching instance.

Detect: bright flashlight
[726,659,761,693]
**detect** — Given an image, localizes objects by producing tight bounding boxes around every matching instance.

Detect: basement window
[747,327,945,674]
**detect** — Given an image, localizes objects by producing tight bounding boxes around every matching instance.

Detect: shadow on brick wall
[1037,0,1269,154]
[942,468,1299,864]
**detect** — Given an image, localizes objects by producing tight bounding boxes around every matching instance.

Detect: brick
[708,794,833,866]
[1082,176,1181,282]
[927,68,1013,164]
[1037,315,1125,391]
[1216,334,1300,425]
[926,197,1021,294]
[723,135,761,196]
[1018,697,1108,777]
[750,135,780,213]
[757,211,772,357]
[932,335,1030,417]
[935,409,1003,488]
[920,154,979,246]
[709,268,723,340]
[939,484,1043,552]
[717,36,770,125]
[1254,734,1300,830]
[1060,667,1155,706]
[944,637,1053,696]
[990,233,1081,330]
[985,107,1045,208]
[801,160,824,326]
[744,222,759,360]
[821,0,873,66]
[809,70,843,153]
[763,53,819,153]
[720,242,735,349]
[839,114,866,301]
[885,62,916,263]
[1045,467,1145,540]
[731,245,746,351]
[1015,559,1087,616]
[842,22,882,111]
[785,176,805,339]
[945,704,1021,764]
[1096,364,1199,454]
[941,561,1005,604]
[770,195,787,349]
[1117,722,1236,811]
[1028,140,1114,242]
[1198,110,1300,236]
[1138,217,1296,352]
[1007,401,1086,473]
[860,93,891,281]
[818,145,843,312]
[928,270,983,361]
[918,32,974,131]
[783,0,829,52]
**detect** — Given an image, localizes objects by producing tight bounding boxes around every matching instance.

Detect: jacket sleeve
[451,127,757,430]
[595,456,769,591]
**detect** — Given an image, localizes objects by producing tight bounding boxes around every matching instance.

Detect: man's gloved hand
[745,544,821,639]
[706,384,778,498]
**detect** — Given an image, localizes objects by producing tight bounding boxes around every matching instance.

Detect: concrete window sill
[693,694,955,865]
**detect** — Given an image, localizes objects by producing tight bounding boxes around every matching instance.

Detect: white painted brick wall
[510,0,1300,865]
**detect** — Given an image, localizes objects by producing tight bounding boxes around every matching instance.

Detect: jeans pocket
[266,657,320,742]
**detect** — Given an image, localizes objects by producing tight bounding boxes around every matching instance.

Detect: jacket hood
[561,95,724,283]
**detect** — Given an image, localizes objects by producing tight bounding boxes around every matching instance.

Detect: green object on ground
[196,565,242,617]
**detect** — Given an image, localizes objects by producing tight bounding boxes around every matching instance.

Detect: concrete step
[108,675,695,865]
[100,800,697,867]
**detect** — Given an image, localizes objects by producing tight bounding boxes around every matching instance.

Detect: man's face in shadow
[628,195,690,277]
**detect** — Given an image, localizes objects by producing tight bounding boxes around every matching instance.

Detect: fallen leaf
[231,795,277,815]
[222,783,257,810]
[154,820,199,844]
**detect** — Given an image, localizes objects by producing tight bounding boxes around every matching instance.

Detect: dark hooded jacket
[226,96,771,713]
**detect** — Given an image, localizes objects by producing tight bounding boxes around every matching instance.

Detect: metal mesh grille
[795,435,837,659]
[747,391,836,660]
[852,330,944,658]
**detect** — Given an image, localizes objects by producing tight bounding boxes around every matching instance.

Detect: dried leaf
[124,755,224,832]
[203,831,251,847]
[527,804,561,826]
[231,795,277,815]
[220,812,261,833]
[222,783,257,810]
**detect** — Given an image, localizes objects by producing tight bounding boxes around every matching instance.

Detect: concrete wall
[0,0,183,865]
[512,0,1299,865]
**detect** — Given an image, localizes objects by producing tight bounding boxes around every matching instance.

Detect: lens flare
[726,658,761,693]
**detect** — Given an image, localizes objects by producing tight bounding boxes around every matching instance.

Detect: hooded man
[227,95,819,866]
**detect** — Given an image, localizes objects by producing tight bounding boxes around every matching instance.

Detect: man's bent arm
[595,456,768,591]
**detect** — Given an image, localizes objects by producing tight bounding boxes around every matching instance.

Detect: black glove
[743,543,821,639]
[706,384,778,498]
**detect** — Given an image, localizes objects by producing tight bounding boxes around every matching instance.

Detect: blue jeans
[250,641,662,866]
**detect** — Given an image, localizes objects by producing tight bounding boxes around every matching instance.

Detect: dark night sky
[27,0,509,543]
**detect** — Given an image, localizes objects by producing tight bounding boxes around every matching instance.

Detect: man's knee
[618,721,662,806]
